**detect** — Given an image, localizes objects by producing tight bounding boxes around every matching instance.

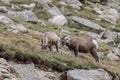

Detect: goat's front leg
[74,48,78,57]
[55,43,59,52]
[48,44,52,51]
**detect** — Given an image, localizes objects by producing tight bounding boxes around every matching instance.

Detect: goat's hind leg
[90,48,99,62]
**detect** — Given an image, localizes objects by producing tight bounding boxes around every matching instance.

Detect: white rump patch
[92,39,98,49]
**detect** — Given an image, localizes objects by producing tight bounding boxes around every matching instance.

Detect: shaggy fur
[41,31,60,52]
[61,36,99,62]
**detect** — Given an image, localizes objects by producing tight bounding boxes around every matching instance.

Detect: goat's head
[60,36,70,47]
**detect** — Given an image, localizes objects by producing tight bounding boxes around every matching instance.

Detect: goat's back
[70,37,95,52]
[42,31,59,45]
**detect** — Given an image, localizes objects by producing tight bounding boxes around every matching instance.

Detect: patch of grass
[0,24,119,77]
[34,8,52,20]
[2,74,11,79]
[11,0,34,4]
[98,43,112,52]
[80,62,98,70]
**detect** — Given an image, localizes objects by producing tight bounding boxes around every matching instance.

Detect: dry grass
[0,0,120,78]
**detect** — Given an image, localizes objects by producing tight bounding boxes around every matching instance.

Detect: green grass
[0,0,120,78]
[11,0,34,4]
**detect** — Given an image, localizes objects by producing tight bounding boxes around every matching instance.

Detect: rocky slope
[0,0,120,80]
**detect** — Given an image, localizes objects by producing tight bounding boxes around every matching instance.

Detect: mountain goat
[60,36,99,62]
[41,31,60,52]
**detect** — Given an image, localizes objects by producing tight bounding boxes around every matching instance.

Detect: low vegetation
[0,0,120,78]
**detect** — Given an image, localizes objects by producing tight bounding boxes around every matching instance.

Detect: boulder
[12,63,50,80]
[1,0,12,4]
[0,6,8,13]
[0,15,14,25]
[19,10,38,23]
[97,38,115,46]
[99,8,119,25]
[100,29,116,40]
[67,69,112,80]
[107,51,119,61]
[0,58,8,65]
[0,58,17,80]
[94,7,103,15]
[48,15,67,26]
[80,31,100,39]
[37,0,52,8]
[111,47,120,57]
[61,0,83,9]
[97,52,104,58]
[46,5,62,16]
[99,30,117,46]
[107,0,120,11]
[68,16,105,30]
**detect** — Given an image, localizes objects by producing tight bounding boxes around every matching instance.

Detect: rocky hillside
[0,0,120,80]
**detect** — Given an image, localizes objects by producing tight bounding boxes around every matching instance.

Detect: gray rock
[48,15,67,26]
[99,8,119,25]
[80,31,100,39]
[67,69,112,80]
[99,30,118,46]
[0,15,14,25]
[68,16,105,30]
[46,5,62,16]
[107,51,119,61]
[0,58,17,80]
[13,24,27,31]
[94,7,103,15]
[1,0,12,4]
[12,64,42,80]
[61,0,83,9]
[19,10,38,23]
[0,6,8,13]
[100,30,116,40]
[112,47,120,57]
[38,0,61,16]
[0,58,8,65]
[107,0,120,11]
[97,52,104,58]
[37,0,52,8]
[97,38,115,46]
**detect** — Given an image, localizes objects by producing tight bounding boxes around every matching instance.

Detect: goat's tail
[92,39,98,49]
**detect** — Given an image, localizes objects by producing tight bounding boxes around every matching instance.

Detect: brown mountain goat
[60,36,99,62]
[41,31,60,52]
